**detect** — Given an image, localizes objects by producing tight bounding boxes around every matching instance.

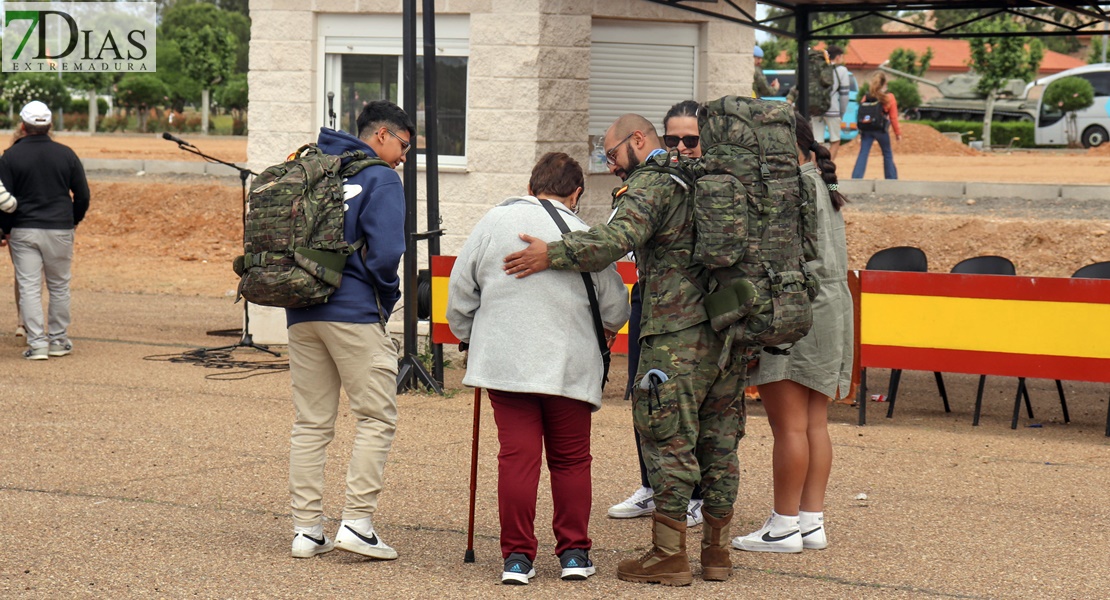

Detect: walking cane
[464,386,481,562]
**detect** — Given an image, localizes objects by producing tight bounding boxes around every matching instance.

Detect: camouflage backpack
[689,96,819,357]
[233,144,388,308]
[803,48,835,116]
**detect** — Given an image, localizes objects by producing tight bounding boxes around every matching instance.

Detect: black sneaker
[501,552,536,585]
[559,548,596,581]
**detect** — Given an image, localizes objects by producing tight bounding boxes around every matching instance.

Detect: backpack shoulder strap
[539,198,611,390]
[632,150,695,191]
[340,156,390,178]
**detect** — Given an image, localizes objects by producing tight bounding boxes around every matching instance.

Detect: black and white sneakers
[558,549,596,581]
[607,486,655,518]
[731,511,830,552]
[335,517,399,560]
[501,549,595,584]
[800,511,828,550]
[731,512,804,553]
[501,553,536,585]
[291,525,334,558]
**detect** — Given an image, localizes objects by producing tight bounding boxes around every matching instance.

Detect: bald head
[603,114,663,179]
[609,114,660,147]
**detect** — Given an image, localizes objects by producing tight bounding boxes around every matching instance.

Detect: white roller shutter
[590,21,698,135]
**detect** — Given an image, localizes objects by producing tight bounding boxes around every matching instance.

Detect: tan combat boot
[700,510,733,581]
[616,512,693,586]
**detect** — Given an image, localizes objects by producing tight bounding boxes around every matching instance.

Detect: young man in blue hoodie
[288,100,412,560]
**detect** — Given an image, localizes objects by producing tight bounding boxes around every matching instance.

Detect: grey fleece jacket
[446,196,630,409]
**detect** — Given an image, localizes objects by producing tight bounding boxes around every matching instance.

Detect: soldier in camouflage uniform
[753,45,779,98]
[503,114,748,585]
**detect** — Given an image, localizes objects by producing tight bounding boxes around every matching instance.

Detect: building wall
[248,0,755,259]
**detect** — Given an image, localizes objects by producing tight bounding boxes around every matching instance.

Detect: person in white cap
[0,100,90,360]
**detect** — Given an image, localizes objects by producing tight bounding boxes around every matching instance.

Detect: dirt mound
[74,178,243,296]
[841,122,981,157]
[22,129,1105,298]
[845,213,1110,278]
[1087,142,1110,156]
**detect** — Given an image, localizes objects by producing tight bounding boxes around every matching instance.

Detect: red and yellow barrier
[430,255,639,353]
[431,258,1110,428]
[858,271,1110,382]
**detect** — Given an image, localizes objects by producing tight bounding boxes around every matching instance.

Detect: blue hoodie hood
[317,127,372,163]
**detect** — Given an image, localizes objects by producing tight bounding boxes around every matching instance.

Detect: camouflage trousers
[631,322,749,519]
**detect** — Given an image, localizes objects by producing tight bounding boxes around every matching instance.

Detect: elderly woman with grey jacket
[447,152,630,585]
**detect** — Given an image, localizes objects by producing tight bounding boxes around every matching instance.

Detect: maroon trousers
[488,390,593,560]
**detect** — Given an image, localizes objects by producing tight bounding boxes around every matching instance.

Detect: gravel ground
[849,191,1110,221]
[1,290,1108,599]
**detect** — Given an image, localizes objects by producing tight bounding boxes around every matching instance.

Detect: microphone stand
[327,92,337,130]
[166,138,280,357]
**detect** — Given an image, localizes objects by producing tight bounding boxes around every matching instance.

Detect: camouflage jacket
[754,69,776,98]
[546,152,710,337]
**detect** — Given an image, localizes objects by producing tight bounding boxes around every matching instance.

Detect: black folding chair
[946,256,1030,427]
[860,247,950,419]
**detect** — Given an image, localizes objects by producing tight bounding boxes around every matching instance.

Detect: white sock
[800,510,824,529]
[770,511,799,534]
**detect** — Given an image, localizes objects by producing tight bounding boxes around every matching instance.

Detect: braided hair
[793,109,847,210]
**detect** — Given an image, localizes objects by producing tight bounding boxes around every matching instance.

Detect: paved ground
[1,289,1108,599]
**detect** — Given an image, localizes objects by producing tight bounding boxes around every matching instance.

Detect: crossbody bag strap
[539,199,611,389]
[351,236,388,334]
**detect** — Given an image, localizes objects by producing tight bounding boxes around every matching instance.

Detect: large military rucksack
[689,96,819,358]
[233,144,388,308]
[804,48,835,116]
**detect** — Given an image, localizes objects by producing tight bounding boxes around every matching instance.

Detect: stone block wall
[247,0,756,258]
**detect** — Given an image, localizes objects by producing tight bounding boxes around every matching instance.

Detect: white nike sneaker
[686,498,704,527]
[291,525,334,558]
[800,512,828,550]
[731,513,803,553]
[608,486,655,518]
[335,517,398,560]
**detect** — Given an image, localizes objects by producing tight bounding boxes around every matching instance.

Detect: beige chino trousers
[288,320,398,528]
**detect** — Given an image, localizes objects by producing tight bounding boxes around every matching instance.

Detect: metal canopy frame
[644,1,1110,39]
[643,0,1110,121]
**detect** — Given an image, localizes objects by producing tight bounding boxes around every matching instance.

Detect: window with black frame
[333,54,467,159]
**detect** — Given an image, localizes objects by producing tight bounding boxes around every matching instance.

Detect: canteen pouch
[746,268,815,347]
[705,278,757,332]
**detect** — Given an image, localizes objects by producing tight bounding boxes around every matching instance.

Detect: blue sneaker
[559,548,595,581]
[501,552,536,585]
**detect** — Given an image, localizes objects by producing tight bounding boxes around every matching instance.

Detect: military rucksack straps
[632,149,695,190]
[539,199,612,390]
[341,157,390,178]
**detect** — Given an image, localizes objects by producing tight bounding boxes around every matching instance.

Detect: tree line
[760,9,1103,148]
[0,0,249,135]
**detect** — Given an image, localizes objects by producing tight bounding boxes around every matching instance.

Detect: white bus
[1029,63,1110,148]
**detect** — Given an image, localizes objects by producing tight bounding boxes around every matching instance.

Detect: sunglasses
[663,134,700,150]
[605,132,636,166]
[385,128,412,153]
